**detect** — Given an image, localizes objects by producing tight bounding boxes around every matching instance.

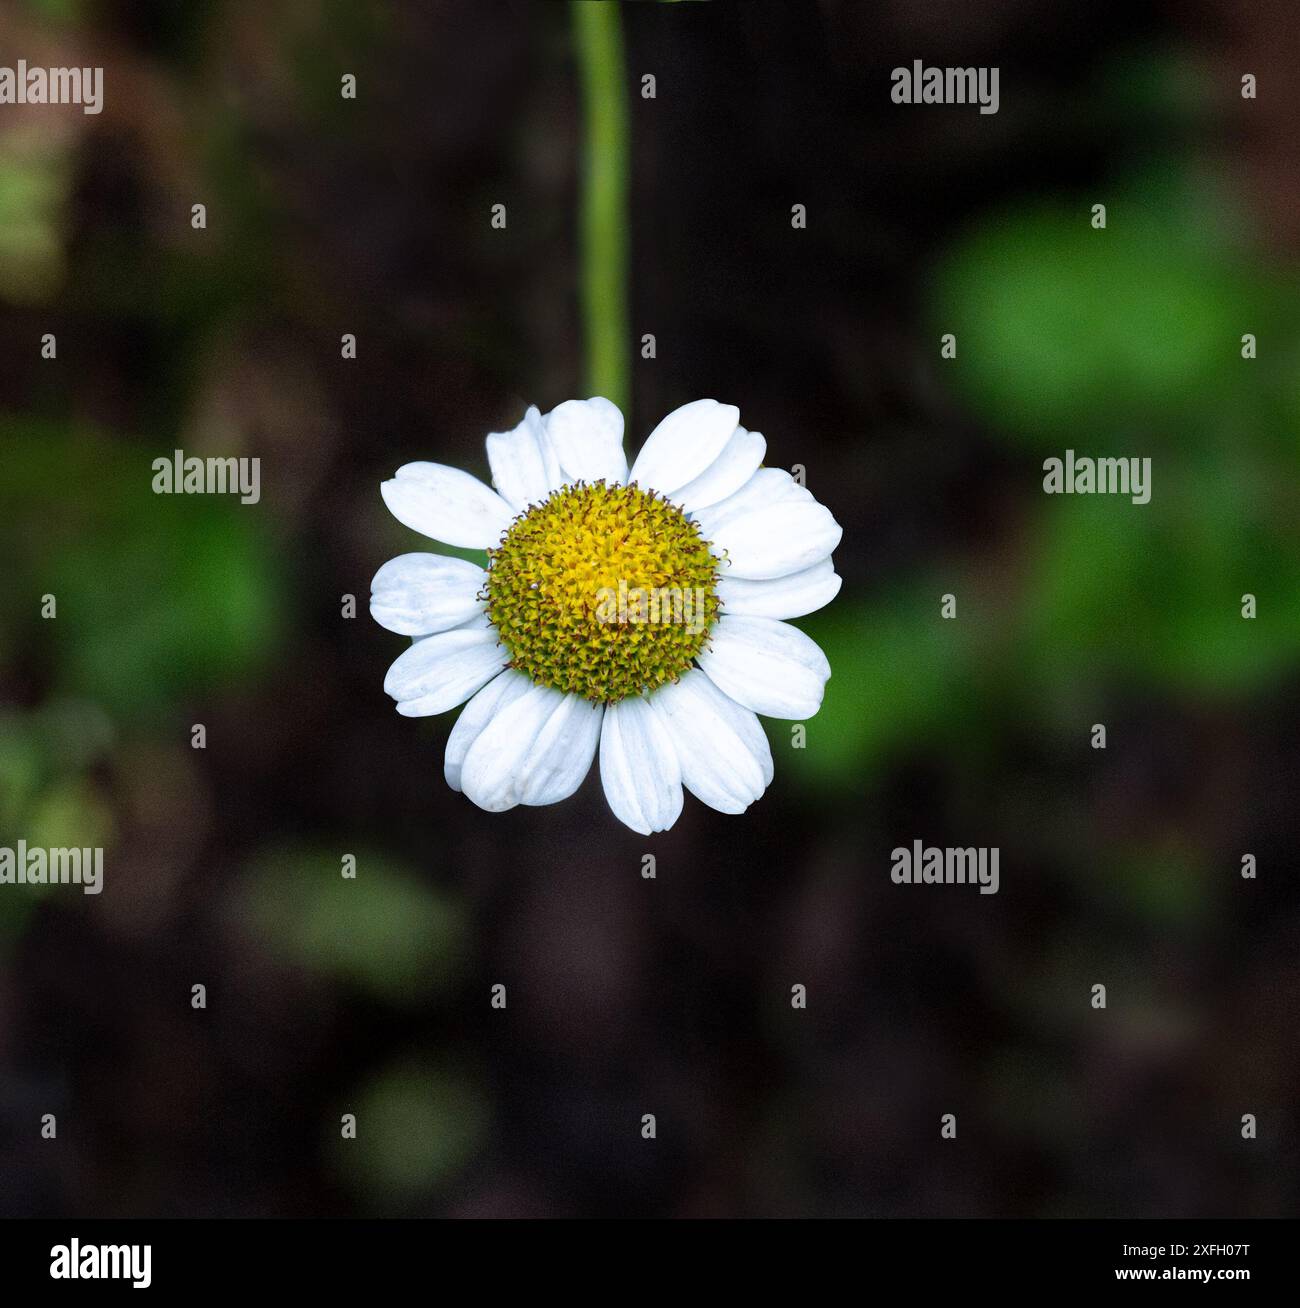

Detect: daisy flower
[371,398,842,834]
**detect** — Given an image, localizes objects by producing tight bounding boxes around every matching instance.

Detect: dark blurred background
[1,0,1298,1218]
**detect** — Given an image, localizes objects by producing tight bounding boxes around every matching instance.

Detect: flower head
[372,398,842,833]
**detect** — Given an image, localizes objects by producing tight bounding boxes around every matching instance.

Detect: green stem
[571,0,630,415]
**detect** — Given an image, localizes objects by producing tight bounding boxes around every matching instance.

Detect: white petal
[692,467,812,538]
[673,427,767,513]
[381,462,515,549]
[649,670,772,814]
[716,558,842,619]
[486,407,554,511]
[444,669,534,792]
[697,615,830,719]
[629,399,740,495]
[460,684,559,811]
[518,694,604,805]
[709,501,842,580]
[544,397,628,486]
[370,553,486,636]
[536,430,565,494]
[599,696,683,834]
[460,685,600,811]
[382,615,506,717]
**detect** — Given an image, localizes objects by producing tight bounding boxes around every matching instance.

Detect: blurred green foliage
[329,1057,488,1204]
[0,701,115,943]
[0,699,114,825]
[0,421,283,954]
[934,201,1261,439]
[1022,467,1300,692]
[22,0,82,21]
[1091,837,1214,928]
[791,165,1300,793]
[1,422,283,717]
[791,586,970,788]
[0,127,70,302]
[244,846,467,1004]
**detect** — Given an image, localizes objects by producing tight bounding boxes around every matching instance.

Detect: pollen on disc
[485,480,720,703]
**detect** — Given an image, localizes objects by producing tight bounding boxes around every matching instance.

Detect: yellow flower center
[485,481,720,703]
